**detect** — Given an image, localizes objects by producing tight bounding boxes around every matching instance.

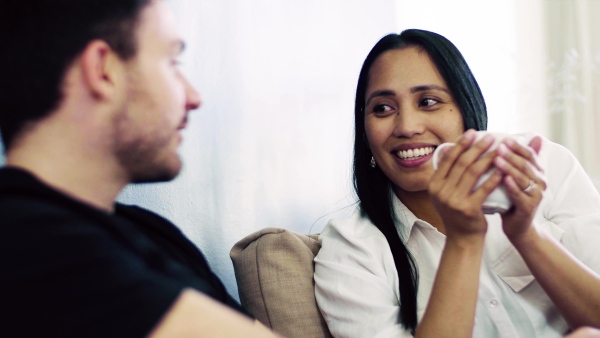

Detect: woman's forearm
[415,235,484,338]
[511,227,600,329]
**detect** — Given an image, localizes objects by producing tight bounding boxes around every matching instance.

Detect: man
[0,0,277,337]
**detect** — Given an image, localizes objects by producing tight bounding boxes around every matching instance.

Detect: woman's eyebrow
[366,90,396,106]
[410,84,450,94]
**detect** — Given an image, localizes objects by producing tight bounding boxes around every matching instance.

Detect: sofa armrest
[230,227,332,338]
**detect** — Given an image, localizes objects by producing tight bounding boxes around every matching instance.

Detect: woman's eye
[373,104,393,114]
[420,98,439,107]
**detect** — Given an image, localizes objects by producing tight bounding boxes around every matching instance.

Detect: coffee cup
[431,131,527,214]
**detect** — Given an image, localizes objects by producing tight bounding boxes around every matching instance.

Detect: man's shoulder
[0,167,77,217]
[0,169,124,257]
[114,202,189,241]
[0,188,87,228]
[0,181,108,234]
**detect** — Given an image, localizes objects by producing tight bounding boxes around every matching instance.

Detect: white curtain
[545,0,600,181]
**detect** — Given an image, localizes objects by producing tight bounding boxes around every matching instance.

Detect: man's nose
[184,77,202,111]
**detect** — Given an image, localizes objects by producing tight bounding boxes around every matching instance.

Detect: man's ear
[80,40,125,100]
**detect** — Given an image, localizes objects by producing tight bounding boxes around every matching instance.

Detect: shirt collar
[390,190,436,242]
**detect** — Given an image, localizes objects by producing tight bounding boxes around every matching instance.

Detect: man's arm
[149,288,282,337]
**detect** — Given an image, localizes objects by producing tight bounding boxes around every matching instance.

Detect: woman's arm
[510,227,600,328]
[495,136,600,329]
[416,130,502,337]
[415,234,485,337]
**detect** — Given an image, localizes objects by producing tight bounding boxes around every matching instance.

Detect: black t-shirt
[0,167,245,337]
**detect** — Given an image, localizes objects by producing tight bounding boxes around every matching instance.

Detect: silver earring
[370,156,376,168]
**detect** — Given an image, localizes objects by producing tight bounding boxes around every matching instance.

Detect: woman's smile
[392,144,436,168]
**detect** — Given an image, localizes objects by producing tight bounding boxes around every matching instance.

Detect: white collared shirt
[314,136,600,338]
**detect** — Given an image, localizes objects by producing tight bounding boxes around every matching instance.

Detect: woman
[314,29,600,338]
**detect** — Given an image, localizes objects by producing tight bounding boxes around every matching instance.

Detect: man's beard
[111,112,182,184]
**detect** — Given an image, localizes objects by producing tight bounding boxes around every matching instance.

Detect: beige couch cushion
[230,227,332,338]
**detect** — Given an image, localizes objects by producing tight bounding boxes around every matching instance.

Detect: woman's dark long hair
[353,29,488,333]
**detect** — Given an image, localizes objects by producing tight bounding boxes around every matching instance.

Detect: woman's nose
[393,107,424,138]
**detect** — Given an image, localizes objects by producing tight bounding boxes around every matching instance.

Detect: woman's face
[364,46,464,197]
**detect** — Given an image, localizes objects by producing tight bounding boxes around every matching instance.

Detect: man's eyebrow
[410,84,450,94]
[366,90,396,106]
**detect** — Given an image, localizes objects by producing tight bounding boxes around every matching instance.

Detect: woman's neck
[394,187,446,235]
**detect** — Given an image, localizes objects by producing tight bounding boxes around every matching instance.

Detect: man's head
[0,0,201,183]
[0,0,150,148]
[110,0,202,182]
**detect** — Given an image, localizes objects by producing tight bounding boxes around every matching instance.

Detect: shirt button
[489,300,499,308]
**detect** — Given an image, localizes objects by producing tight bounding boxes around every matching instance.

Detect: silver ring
[523,180,537,193]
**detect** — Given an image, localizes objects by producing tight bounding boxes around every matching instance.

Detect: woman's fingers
[451,149,498,196]
[436,130,496,190]
[471,170,504,204]
[495,141,547,192]
[430,130,502,228]
[494,149,534,191]
[527,135,543,155]
[498,136,546,239]
[503,174,543,204]
[433,129,477,180]
[503,136,543,172]
[437,152,502,206]
[429,130,476,195]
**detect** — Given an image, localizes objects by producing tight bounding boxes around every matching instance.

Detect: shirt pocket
[491,220,565,292]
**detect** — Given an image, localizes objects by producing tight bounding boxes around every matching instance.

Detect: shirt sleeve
[538,137,600,273]
[314,210,414,338]
[0,202,186,338]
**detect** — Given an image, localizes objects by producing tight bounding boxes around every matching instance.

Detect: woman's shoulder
[320,206,384,238]
[318,206,390,259]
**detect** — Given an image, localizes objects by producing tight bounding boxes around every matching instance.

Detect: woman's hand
[428,129,503,239]
[493,135,547,241]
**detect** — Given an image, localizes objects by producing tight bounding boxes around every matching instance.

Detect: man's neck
[6,139,127,213]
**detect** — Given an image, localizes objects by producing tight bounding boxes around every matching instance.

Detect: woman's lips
[392,145,436,168]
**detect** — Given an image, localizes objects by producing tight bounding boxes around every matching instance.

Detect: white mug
[431,131,527,214]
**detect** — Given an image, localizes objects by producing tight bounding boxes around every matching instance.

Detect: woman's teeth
[397,147,435,160]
